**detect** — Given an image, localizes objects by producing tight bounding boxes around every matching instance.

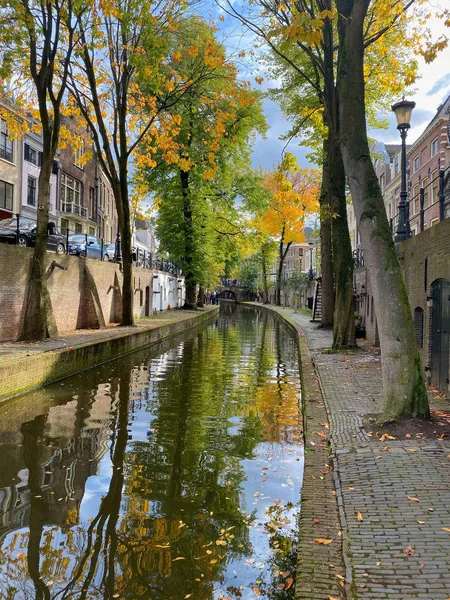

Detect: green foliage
[139,16,267,289]
[235,255,262,292]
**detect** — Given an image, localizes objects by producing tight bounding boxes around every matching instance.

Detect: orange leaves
[314,538,333,545]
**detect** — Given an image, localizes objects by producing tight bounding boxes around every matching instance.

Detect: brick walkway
[263,306,450,600]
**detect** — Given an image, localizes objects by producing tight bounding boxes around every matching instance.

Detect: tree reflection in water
[0,306,303,599]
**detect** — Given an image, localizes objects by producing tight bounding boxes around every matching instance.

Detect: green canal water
[0,305,303,599]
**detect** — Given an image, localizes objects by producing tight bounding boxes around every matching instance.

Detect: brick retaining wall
[0,244,183,340]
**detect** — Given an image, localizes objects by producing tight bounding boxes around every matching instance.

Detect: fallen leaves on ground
[408,496,420,502]
[314,538,333,545]
[404,545,414,556]
[357,512,363,521]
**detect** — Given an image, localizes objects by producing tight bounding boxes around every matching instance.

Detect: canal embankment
[245,302,346,600]
[0,306,219,401]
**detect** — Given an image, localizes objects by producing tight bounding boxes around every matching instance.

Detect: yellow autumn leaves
[255,152,319,246]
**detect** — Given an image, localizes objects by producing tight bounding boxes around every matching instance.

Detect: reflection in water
[0,306,303,599]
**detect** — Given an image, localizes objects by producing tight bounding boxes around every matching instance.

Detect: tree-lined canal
[0,305,303,599]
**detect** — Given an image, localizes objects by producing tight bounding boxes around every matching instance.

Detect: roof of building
[384,144,402,155]
[409,93,450,152]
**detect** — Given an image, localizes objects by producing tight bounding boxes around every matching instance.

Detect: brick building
[57,117,98,237]
[408,95,450,233]
[97,164,118,245]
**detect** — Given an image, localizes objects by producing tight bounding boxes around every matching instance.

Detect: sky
[211,5,450,172]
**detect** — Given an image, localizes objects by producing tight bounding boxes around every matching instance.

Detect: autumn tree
[138,17,266,307]
[0,0,85,340]
[221,0,420,349]
[68,0,200,325]
[257,153,319,306]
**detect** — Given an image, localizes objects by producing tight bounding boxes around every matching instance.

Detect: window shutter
[24,143,30,162]
[38,151,43,167]
[52,160,59,175]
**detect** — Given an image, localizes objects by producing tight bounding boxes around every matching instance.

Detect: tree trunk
[261,243,270,303]
[20,128,57,341]
[276,236,284,306]
[329,132,355,348]
[180,169,197,309]
[198,284,205,307]
[336,0,429,420]
[319,156,334,326]
[276,234,291,307]
[118,164,134,326]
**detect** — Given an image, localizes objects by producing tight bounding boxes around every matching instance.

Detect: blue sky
[209,3,450,171]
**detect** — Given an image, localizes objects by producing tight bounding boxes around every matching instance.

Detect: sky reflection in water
[0,305,303,599]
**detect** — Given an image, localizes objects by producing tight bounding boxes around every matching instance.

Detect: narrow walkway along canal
[0,305,303,599]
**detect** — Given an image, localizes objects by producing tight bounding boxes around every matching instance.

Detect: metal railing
[0,213,182,276]
[391,164,450,236]
[353,248,365,268]
[61,202,87,218]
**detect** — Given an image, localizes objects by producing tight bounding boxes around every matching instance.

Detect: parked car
[0,217,65,253]
[104,243,119,261]
[104,243,140,264]
[68,234,105,259]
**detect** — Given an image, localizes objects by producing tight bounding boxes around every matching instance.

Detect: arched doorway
[145,286,150,316]
[431,279,450,394]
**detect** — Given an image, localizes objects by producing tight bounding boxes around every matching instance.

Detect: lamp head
[391,99,416,130]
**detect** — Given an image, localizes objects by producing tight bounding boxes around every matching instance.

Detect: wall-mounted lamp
[426,296,434,308]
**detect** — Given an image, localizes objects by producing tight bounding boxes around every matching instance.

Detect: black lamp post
[308,241,314,280]
[391,99,415,242]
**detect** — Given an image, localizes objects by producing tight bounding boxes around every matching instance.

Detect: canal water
[0,305,303,599]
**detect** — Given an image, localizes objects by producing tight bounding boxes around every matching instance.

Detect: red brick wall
[0,244,156,340]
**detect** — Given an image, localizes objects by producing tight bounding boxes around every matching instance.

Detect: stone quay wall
[0,244,185,341]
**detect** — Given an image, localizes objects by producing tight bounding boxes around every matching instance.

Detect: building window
[422,177,429,208]
[413,155,419,172]
[75,222,82,233]
[24,143,42,166]
[414,307,424,348]
[430,218,439,227]
[431,138,439,157]
[413,184,420,214]
[380,173,385,192]
[394,156,399,176]
[89,187,96,221]
[0,120,13,162]
[60,217,69,233]
[89,227,95,236]
[431,170,438,203]
[27,175,37,206]
[74,140,85,169]
[60,174,81,208]
[0,180,13,211]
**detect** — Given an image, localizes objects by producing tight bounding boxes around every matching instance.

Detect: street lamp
[308,241,314,280]
[391,99,415,242]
